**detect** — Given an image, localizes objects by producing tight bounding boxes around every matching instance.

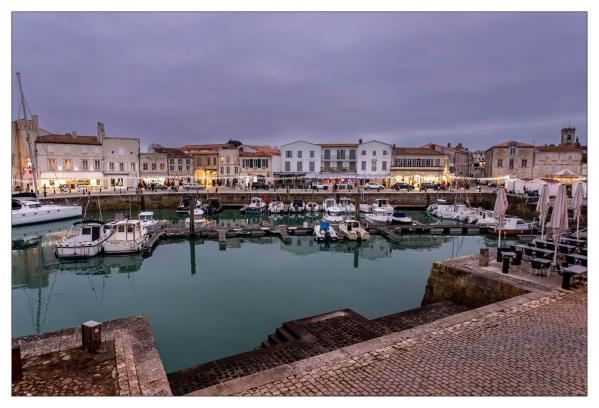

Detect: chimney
[97,122,105,143]
[447,142,451,148]
[358,138,363,144]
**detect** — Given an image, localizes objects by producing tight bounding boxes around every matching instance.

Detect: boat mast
[16,72,39,195]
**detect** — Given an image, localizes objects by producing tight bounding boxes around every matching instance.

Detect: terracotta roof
[536,145,583,153]
[180,144,226,151]
[393,147,447,156]
[490,140,534,148]
[152,147,191,158]
[319,143,359,148]
[35,134,101,145]
[251,146,280,156]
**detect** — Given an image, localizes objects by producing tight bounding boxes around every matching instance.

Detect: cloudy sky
[12,12,587,151]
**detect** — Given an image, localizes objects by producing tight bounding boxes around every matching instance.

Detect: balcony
[320,167,357,173]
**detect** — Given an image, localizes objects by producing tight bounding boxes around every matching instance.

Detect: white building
[357,140,392,184]
[102,137,140,189]
[279,140,322,178]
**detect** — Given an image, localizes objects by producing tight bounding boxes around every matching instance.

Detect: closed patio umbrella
[536,184,550,239]
[547,184,569,267]
[494,187,508,248]
[571,181,585,238]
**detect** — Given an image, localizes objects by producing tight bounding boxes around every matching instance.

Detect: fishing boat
[322,214,345,225]
[338,197,356,214]
[339,219,370,241]
[487,217,532,236]
[426,199,451,216]
[391,207,412,225]
[322,198,343,215]
[54,220,112,259]
[289,199,306,214]
[371,198,393,215]
[313,220,339,242]
[205,198,223,214]
[245,197,267,214]
[468,208,495,226]
[185,208,207,227]
[268,199,285,214]
[138,211,159,229]
[305,202,320,212]
[359,203,372,213]
[365,212,390,226]
[103,219,148,254]
[12,195,82,226]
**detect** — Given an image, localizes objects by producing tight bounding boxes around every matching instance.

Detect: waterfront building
[35,133,104,192]
[390,147,449,186]
[559,127,578,146]
[217,143,241,183]
[319,143,359,182]
[421,143,473,177]
[533,143,584,180]
[278,140,322,180]
[11,115,51,191]
[180,144,222,186]
[239,146,280,186]
[471,150,486,178]
[151,147,193,182]
[102,137,140,189]
[356,140,392,185]
[139,152,169,185]
[484,140,534,179]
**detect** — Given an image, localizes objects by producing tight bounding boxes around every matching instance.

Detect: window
[297,162,303,172]
[64,159,72,171]
[349,150,356,160]
[170,164,175,171]
[220,166,224,174]
[119,162,124,172]
[309,161,315,172]
[324,149,331,159]
[361,150,366,156]
[497,159,503,167]
[285,161,291,171]
[170,158,175,164]
[143,163,148,171]
[94,160,101,170]
[178,165,183,171]
[225,156,230,164]
[131,163,135,172]
[81,146,88,154]
[372,150,376,156]
[371,161,377,171]
[186,159,191,165]
[226,166,230,174]
[234,166,238,174]
[48,159,56,170]
[261,159,268,168]
[109,162,115,171]
[178,158,183,165]
[383,150,388,156]
[285,150,292,158]
[82,160,88,170]
[509,147,516,155]
[382,161,387,171]
[95,147,100,154]
[337,161,343,170]
[118,147,124,156]
[435,159,441,167]
[297,150,302,159]
[310,150,315,158]
[160,163,165,171]
[212,157,217,165]
[509,159,514,169]
[521,159,528,167]
[361,161,366,171]
[151,163,156,171]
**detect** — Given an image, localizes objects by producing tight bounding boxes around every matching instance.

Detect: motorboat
[12,196,82,226]
[359,203,372,213]
[185,208,207,227]
[365,212,390,226]
[338,197,356,214]
[487,217,532,236]
[268,199,285,214]
[54,220,112,259]
[103,219,148,254]
[390,207,412,224]
[322,214,345,225]
[176,197,202,214]
[305,202,320,212]
[339,219,370,241]
[426,199,451,216]
[371,198,393,215]
[322,198,343,215]
[138,211,159,229]
[313,220,339,242]
[468,208,495,226]
[205,198,223,214]
[289,199,306,214]
[245,197,267,214]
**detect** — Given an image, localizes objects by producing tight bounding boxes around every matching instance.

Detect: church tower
[560,127,577,146]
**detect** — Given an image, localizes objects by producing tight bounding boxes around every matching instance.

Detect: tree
[148,143,164,153]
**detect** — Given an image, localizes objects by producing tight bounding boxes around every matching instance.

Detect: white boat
[487,217,532,236]
[322,198,343,215]
[268,200,285,214]
[426,199,450,216]
[184,208,207,226]
[246,197,267,214]
[468,208,495,226]
[338,197,356,214]
[138,211,159,229]
[323,214,345,225]
[12,196,82,226]
[54,220,113,259]
[359,203,372,213]
[391,207,412,224]
[313,220,339,242]
[103,219,148,254]
[305,202,320,212]
[289,199,306,214]
[339,219,370,241]
[371,198,393,215]
[365,213,390,226]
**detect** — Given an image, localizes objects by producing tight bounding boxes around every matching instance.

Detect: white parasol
[494,187,508,248]
[535,184,550,240]
[570,181,585,238]
[547,184,569,267]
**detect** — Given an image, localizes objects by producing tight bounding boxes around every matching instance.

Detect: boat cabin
[139,212,155,223]
[111,220,144,241]
[344,220,361,231]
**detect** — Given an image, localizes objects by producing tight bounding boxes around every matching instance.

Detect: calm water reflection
[12,209,518,373]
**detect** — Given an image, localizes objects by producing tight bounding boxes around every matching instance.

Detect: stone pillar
[81,320,102,353]
[479,248,489,267]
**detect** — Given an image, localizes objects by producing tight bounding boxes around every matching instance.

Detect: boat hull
[487,228,530,236]
[12,206,82,226]
[103,239,145,254]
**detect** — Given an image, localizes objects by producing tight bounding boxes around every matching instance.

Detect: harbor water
[12,209,523,373]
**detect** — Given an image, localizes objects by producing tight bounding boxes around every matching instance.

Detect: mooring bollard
[502,257,510,274]
[479,248,489,267]
[81,320,102,353]
[12,344,22,382]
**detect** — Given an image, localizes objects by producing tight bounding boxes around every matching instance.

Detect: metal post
[189,196,195,234]
[81,320,102,353]
[502,257,510,274]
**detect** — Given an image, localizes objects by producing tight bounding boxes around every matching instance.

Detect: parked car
[58,184,70,193]
[311,183,329,191]
[392,183,413,191]
[183,182,204,191]
[337,184,354,190]
[364,183,384,191]
[149,182,168,190]
[251,181,269,190]
[419,183,437,191]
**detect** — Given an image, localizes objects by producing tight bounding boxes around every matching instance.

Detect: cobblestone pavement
[239,290,586,396]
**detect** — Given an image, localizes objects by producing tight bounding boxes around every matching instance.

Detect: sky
[12,12,587,151]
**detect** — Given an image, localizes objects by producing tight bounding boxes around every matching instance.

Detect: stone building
[559,127,578,146]
[102,137,140,189]
[239,146,281,186]
[217,144,241,182]
[139,152,168,184]
[151,147,193,181]
[391,147,449,186]
[422,143,473,177]
[35,133,104,192]
[180,144,222,186]
[357,140,392,185]
[11,115,51,191]
[279,140,322,180]
[471,150,486,178]
[533,145,584,179]
[319,143,358,180]
[484,140,534,179]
